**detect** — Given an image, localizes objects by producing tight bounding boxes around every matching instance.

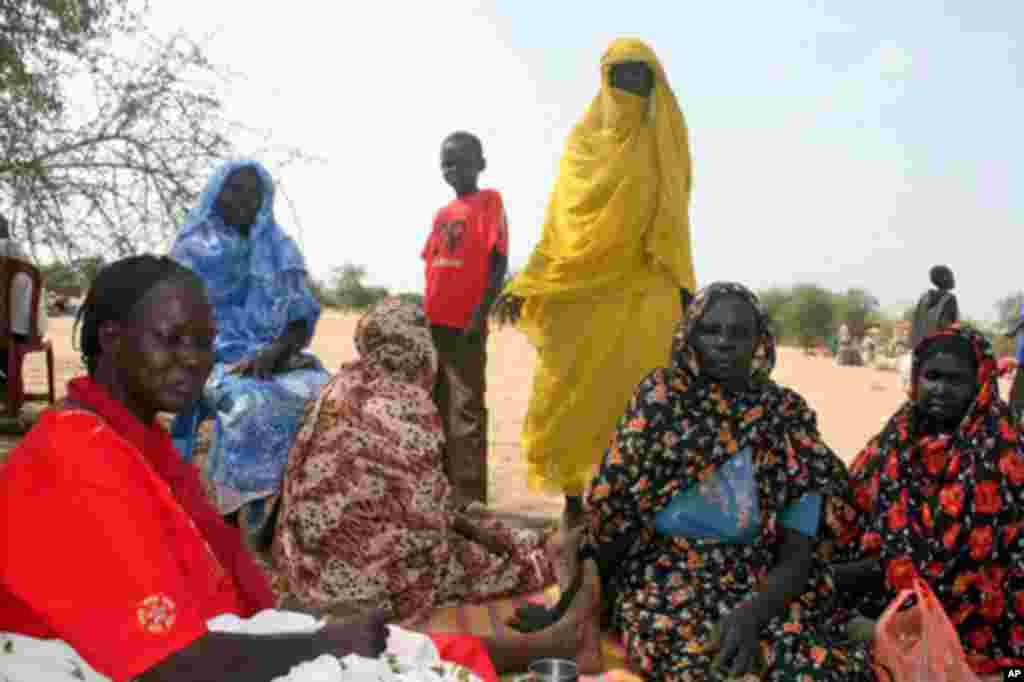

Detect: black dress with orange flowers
[576,283,876,681]
[845,325,1024,676]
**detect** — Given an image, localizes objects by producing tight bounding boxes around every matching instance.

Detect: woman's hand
[452,513,513,556]
[490,294,523,327]
[315,609,389,659]
[832,557,884,592]
[230,320,308,379]
[230,344,293,379]
[463,307,484,338]
[276,593,324,620]
[710,603,763,678]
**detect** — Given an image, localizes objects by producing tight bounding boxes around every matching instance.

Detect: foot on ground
[545,559,603,675]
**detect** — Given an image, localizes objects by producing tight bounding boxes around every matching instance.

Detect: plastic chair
[0,258,55,418]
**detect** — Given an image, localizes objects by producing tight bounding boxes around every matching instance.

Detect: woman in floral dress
[524,282,874,680]
[273,299,553,624]
[837,325,1024,678]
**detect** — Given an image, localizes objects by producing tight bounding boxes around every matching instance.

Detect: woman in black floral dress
[531,282,875,680]
[837,325,1024,679]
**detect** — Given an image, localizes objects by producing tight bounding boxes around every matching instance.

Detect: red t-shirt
[0,378,273,682]
[422,189,508,329]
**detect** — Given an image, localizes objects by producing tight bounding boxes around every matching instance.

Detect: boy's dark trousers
[431,324,488,506]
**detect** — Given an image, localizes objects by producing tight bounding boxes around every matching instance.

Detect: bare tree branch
[1,23,320,268]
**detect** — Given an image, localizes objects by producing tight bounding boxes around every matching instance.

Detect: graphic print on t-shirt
[438,219,467,254]
[422,189,508,329]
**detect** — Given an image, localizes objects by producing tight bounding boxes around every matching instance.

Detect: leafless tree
[2,2,314,265]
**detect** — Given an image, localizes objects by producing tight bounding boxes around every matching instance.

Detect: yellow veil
[508,39,697,495]
[505,38,696,316]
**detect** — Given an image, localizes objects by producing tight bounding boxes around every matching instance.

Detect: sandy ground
[4,311,999,521]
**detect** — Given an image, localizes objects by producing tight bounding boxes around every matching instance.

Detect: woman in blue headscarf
[170,160,330,546]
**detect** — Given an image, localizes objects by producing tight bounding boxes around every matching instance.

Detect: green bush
[395,292,425,307]
[757,285,882,348]
[328,263,391,311]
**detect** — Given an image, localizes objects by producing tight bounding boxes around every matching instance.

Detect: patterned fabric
[201,363,329,517]
[577,282,873,681]
[169,160,329,516]
[844,325,1024,675]
[273,299,554,624]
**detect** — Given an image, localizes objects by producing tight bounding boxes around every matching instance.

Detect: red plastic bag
[872,576,981,682]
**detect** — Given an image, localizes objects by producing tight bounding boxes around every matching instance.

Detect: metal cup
[527,658,579,682]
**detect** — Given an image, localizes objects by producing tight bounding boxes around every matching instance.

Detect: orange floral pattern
[577,283,873,681]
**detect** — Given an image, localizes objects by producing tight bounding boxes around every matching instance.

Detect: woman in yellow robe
[496,38,697,532]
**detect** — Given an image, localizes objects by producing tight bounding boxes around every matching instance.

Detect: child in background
[422,131,508,507]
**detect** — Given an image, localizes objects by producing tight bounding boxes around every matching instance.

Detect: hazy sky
[148,1,1022,322]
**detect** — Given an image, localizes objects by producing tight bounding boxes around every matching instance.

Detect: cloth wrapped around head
[504,37,696,308]
[170,159,319,364]
[353,298,437,389]
[498,39,695,496]
[670,281,775,385]
[843,325,1024,674]
[274,299,554,622]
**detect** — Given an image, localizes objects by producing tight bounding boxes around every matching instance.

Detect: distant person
[0,213,48,382]
[493,38,696,551]
[421,131,509,507]
[860,333,877,366]
[170,160,330,548]
[909,264,959,350]
[838,323,851,345]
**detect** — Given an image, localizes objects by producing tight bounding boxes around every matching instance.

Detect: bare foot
[543,560,604,675]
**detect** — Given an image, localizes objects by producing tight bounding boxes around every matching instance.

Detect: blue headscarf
[170,160,320,364]
[1017,304,1024,364]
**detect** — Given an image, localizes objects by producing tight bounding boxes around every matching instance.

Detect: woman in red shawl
[835,325,1024,678]
[0,256,585,682]
[0,256,397,681]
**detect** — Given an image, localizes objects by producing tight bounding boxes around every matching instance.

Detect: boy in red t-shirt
[422,131,508,506]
